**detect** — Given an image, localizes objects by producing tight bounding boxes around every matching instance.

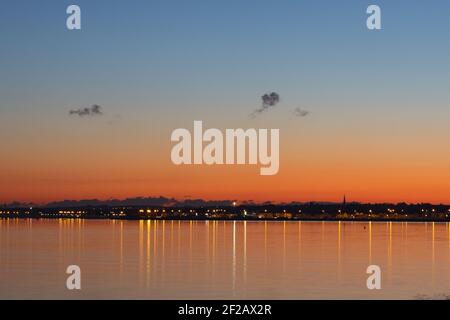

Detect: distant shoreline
[2,202,449,222]
[1,216,449,223]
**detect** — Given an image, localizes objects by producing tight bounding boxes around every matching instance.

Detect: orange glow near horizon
[2,1,450,207]
[2,117,450,205]
[2,145,450,204]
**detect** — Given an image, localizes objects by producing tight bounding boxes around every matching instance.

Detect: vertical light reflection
[223,221,226,251]
[139,220,144,285]
[0,219,2,261]
[162,220,166,284]
[369,222,372,264]
[153,220,158,267]
[432,222,435,261]
[25,219,33,267]
[432,222,435,285]
[337,221,341,281]
[283,221,286,273]
[401,222,404,241]
[76,219,81,260]
[264,221,268,266]
[69,219,74,251]
[162,220,166,259]
[58,218,63,266]
[146,220,151,288]
[82,219,85,251]
[298,221,302,270]
[177,221,181,261]
[232,221,236,297]
[4,219,10,270]
[405,222,408,256]
[243,221,247,294]
[189,220,193,281]
[153,220,158,279]
[448,222,450,267]
[212,221,216,280]
[119,221,124,279]
[170,220,174,253]
[388,222,392,256]
[321,221,325,242]
[321,221,325,266]
[388,222,392,284]
[206,221,210,272]
[189,220,193,253]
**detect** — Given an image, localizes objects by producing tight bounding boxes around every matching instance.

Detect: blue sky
[1,0,450,203]
[1,0,450,124]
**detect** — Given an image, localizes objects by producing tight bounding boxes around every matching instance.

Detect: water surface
[1,219,449,299]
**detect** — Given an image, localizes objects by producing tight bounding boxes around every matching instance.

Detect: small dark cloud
[251,92,280,117]
[293,107,310,117]
[69,104,103,117]
[262,92,280,107]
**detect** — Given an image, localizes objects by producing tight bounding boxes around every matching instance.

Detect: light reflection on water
[0,219,450,299]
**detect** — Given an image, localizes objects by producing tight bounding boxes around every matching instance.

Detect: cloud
[251,92,280,117]
[262,92,280,107]
[69,104,103,117]
[293,107,310,117]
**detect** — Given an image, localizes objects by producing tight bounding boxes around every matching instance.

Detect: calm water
[1,219,450,299]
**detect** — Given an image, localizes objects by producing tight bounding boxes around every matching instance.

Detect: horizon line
[3,195,450,208]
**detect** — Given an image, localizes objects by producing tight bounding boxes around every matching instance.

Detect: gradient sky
[1,0,450,204]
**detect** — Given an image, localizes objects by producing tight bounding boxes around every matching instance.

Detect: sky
[1,0,450,204]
